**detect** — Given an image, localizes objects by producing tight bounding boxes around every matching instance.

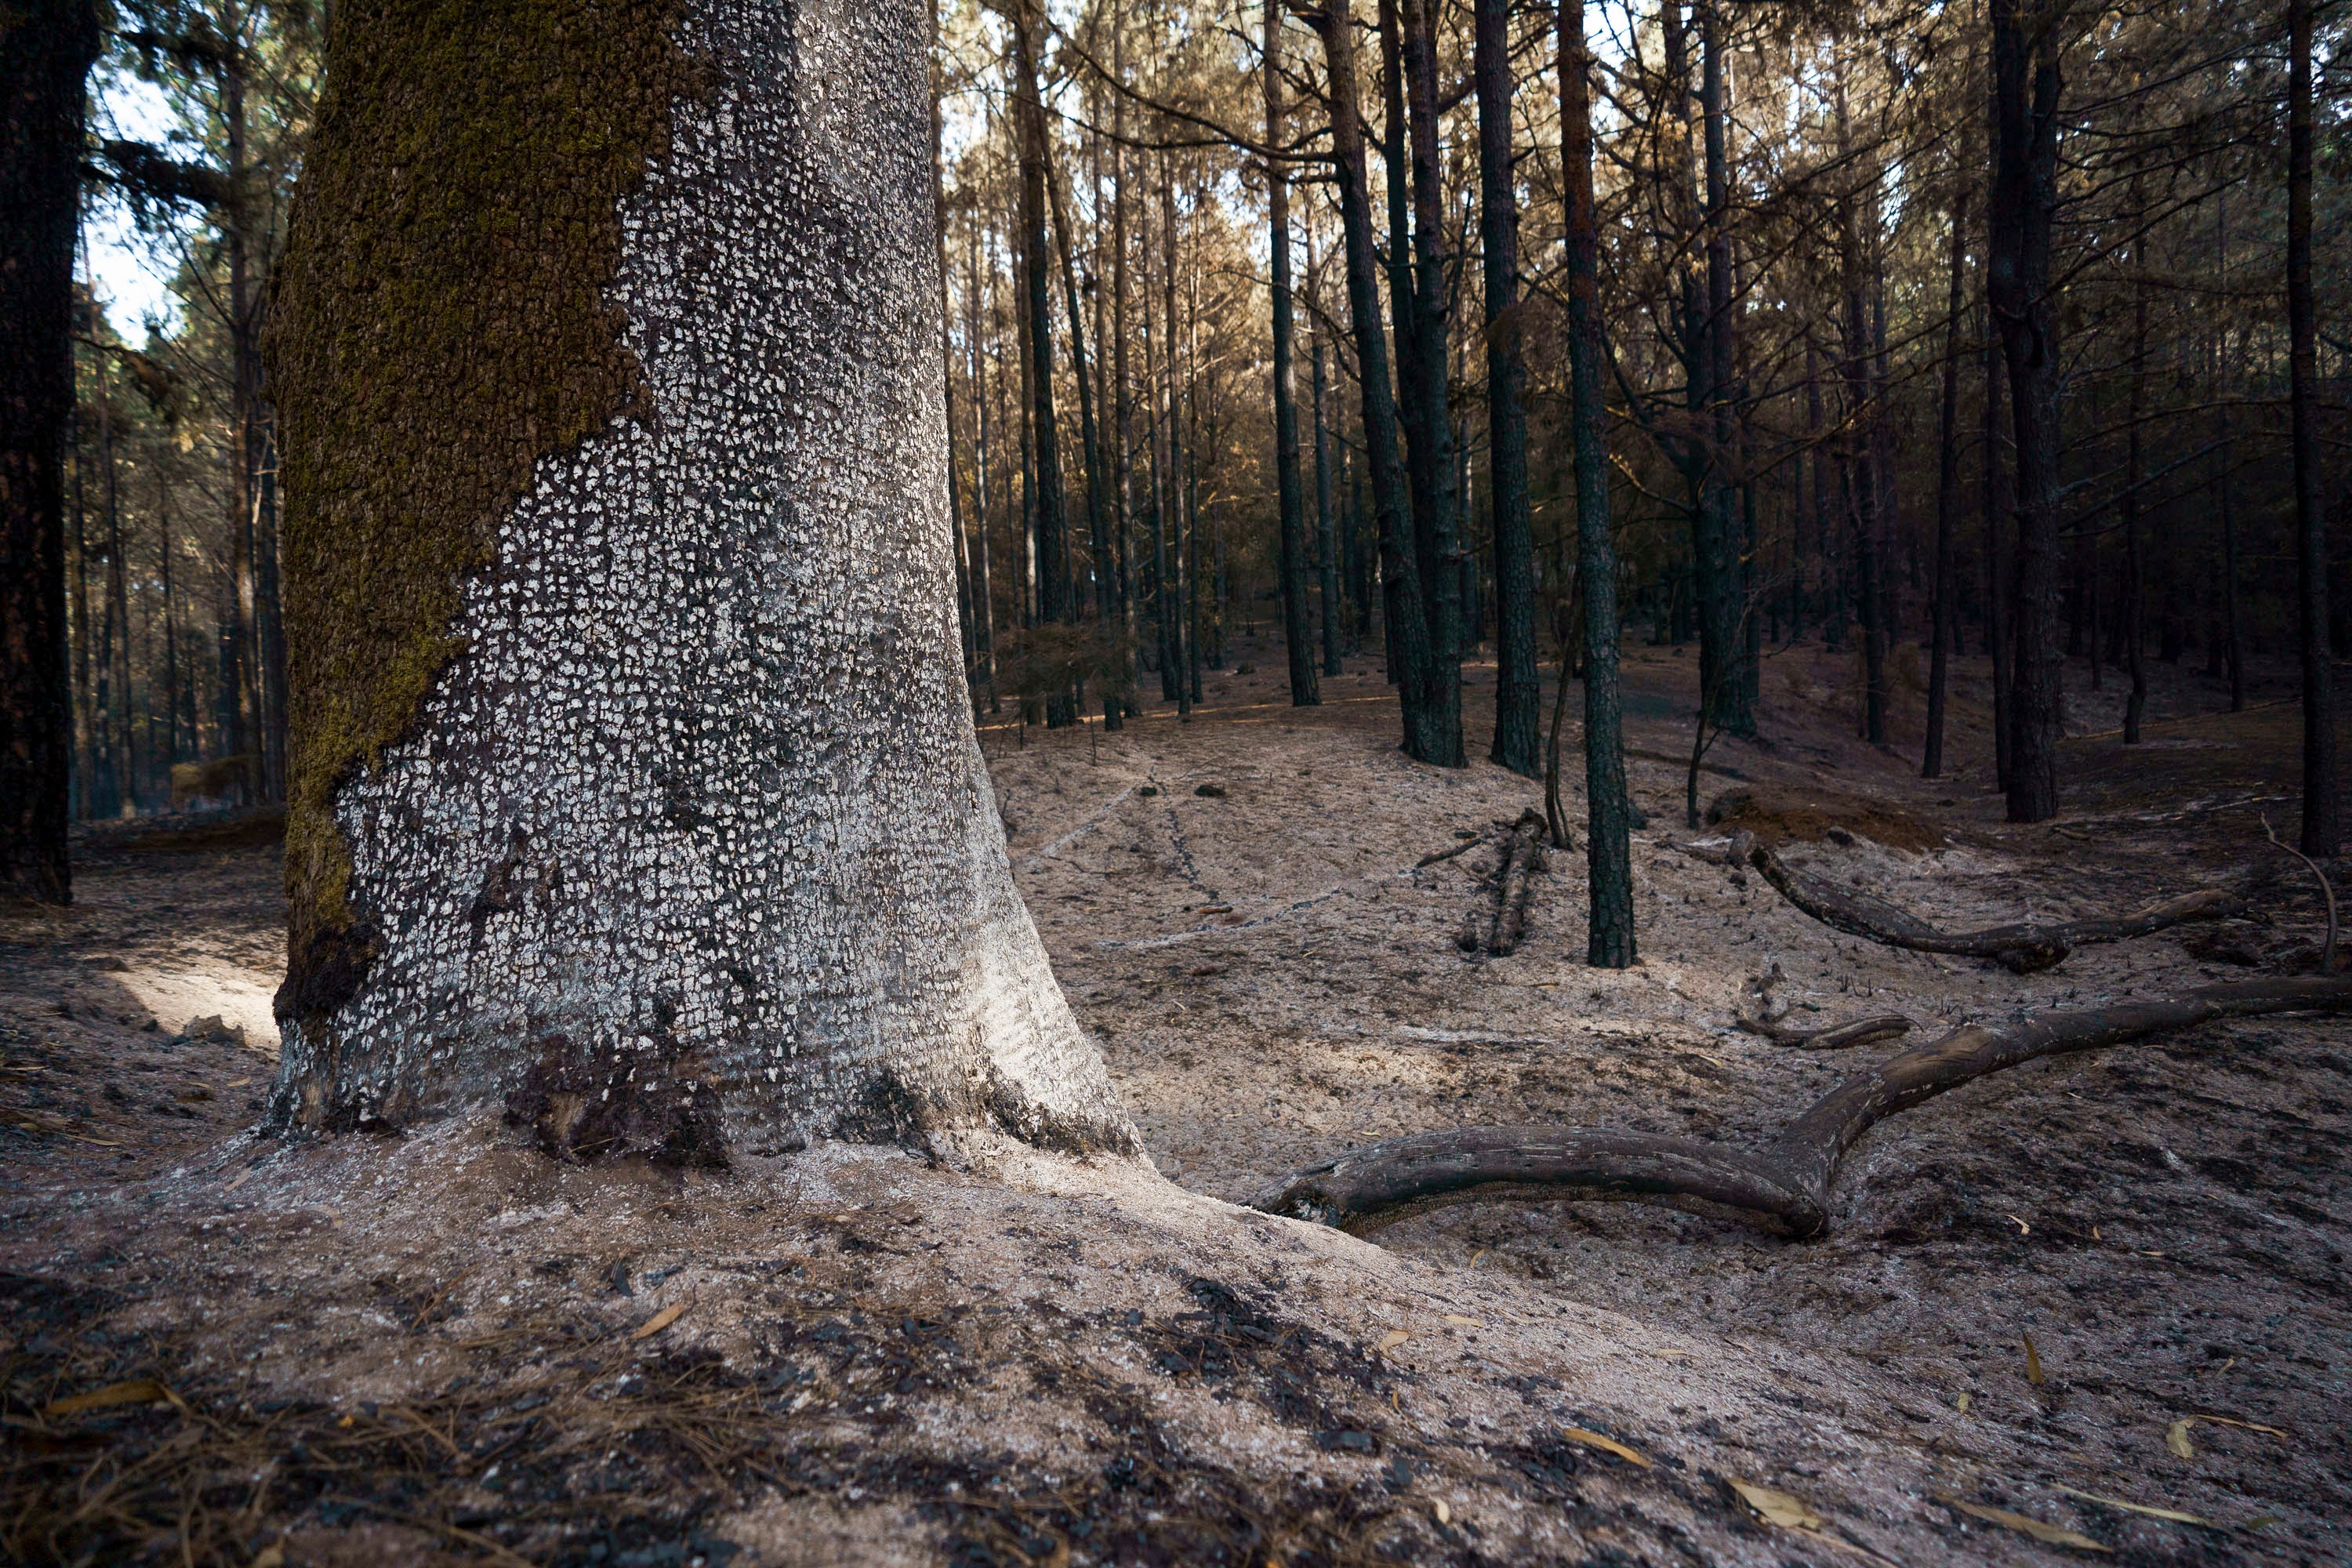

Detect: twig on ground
[2259,813,2341,973]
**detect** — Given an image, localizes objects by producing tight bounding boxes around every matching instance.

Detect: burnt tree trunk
[2287,0,2339,856]
[266,0,1137,1163]
[1265,1,1318,707]
[1475,0,1539,778]
[1306,0,1443,764]
[1988,0,2067,823]
[1011,0,1074,727]
[1559,0,1635,969]
[1923,187,1967,779]
[0,0,95,902]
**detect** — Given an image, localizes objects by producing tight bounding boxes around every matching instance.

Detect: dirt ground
[2,633,2346,1567]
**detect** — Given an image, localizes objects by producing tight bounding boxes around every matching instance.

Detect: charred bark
[1475,0,1538,778]
[1558,0,1635,968]
[0,0,96,902]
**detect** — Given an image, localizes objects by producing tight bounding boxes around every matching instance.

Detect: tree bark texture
[267,0,1137,1164]
[0,0,96,904]
[1475,0,1538,778]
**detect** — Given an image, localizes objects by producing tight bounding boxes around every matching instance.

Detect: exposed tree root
[1457,811,1548,957]
[1745,837,2242,973]
[1734,1012,1914,1050]
[1250,976,2352,1238]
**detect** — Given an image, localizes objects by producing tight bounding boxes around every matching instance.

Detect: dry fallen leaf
[1432,1498,1450,1526]
[2024,1333,2046,1385]
[1441,1314,1480,1329]
[1374,1329,1410,1355]
[1955,1392,1973,1414]
[1935,1494,2109,1552]
[44,1378,174,1419]
[1558,1426,1651,1468]
[2053,1485,2208,1526]
[1730,1479,1823,1530]
[633,1301,690,1341]
[2168,1413,2287,1458]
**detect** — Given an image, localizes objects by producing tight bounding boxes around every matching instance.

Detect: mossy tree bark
[0,0,97,906]
[266,0,1137,1165]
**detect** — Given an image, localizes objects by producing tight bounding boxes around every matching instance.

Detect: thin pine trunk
[1265,1,1317,706]
[2288,0,2338,854]
[1924,187,1969,778]
[1560,0,1635,967]
[1475,0,1538,775]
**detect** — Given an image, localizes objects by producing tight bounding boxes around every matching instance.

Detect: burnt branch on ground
[1250,976,2352,1238]
[1744,834,2244,972]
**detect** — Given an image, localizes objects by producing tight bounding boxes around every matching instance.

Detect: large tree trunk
[0,0,95,902]
[266,0,1137,1164]
[1558,0,1635,969]
[1475,0,1538,779]
[1987,0,2067,823]
[2287,0,2339,857]
[1265,2,1318,709]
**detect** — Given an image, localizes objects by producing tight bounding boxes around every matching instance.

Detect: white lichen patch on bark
[274,0,1135,1161]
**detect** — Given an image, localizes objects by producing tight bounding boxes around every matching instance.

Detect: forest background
[54,0,2351,847]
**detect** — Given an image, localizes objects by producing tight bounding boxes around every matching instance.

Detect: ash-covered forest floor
[2,636,2346,1568]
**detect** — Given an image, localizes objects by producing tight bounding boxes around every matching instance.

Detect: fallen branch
[1417,834,1485,869]
[1457,811,1548,957]
[1747,839,2242,973]
[1250,976,2352,1238]
[2260,812,2341,973]
[1734,1013,1914,1051]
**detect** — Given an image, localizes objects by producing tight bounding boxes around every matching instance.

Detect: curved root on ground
[1744,835,2242,973]
[1250,977,2352,1238]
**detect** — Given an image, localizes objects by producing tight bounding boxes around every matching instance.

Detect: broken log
[1457,810,1548,957]
[1733,1013,1913,1051]
[1250,975,2352,1238]
[1746,838,2242,973]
